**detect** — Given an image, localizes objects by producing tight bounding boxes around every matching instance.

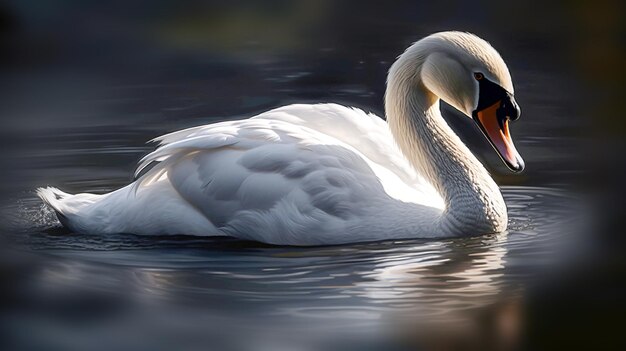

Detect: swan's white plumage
[38,31,516,245]
[40,103,445,245]
[140,104,440,204]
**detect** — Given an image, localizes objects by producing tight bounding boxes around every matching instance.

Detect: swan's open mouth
[473,99,524,172]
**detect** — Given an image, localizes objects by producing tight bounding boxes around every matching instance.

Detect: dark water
[2,186,581,350]
[0,2,596,350]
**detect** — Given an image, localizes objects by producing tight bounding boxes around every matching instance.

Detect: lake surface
[0,2,591,350]
[3,185,581,350]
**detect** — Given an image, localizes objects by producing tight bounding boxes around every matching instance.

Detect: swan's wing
[134,103,443,243]
[254,104,419,183]
[148,103,427,188]
[139,103,440,203]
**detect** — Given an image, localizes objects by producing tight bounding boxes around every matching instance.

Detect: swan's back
[151,104,416,183]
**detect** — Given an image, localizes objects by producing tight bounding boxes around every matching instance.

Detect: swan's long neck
[385,52,507,234]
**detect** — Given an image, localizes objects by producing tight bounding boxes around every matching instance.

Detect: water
[2,184,581,349]
[0,2,590,349]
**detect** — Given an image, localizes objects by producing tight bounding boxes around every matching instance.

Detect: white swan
[38,31,524,245]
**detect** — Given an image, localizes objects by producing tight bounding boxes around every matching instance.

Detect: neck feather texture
[384,50,507,235]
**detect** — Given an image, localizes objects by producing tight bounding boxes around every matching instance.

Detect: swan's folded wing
[148,104,412,180]
[253,104,435,191]
[138,120,385,243]
[135,103,442,209]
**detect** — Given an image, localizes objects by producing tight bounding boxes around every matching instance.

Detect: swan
[38,31,523,245]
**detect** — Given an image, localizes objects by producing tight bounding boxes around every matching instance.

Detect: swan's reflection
[355,233,509,319]
[351,233,520,348]
[121,233,512,321]
[23,232,520,351]
[35,231,513,320]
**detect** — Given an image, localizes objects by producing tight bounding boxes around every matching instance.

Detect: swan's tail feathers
[37,186,105,231]
[37,187,74,228]
[37,187,72,211]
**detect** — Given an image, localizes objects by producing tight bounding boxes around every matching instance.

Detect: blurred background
[0,1,625,350]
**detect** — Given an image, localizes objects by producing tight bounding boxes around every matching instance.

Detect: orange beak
[474,100,524,172]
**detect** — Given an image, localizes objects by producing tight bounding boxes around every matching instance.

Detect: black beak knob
[499,94,521,122]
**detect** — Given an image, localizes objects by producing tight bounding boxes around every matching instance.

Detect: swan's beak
[473,97,524,172]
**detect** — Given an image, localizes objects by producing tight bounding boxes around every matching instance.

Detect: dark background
[1,1,625,350]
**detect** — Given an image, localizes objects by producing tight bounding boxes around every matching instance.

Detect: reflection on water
[1,186,579,349]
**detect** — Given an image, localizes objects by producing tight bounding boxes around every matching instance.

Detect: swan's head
[402,31,524,172]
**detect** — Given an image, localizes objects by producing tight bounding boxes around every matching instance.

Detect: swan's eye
[474,72,484,80]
